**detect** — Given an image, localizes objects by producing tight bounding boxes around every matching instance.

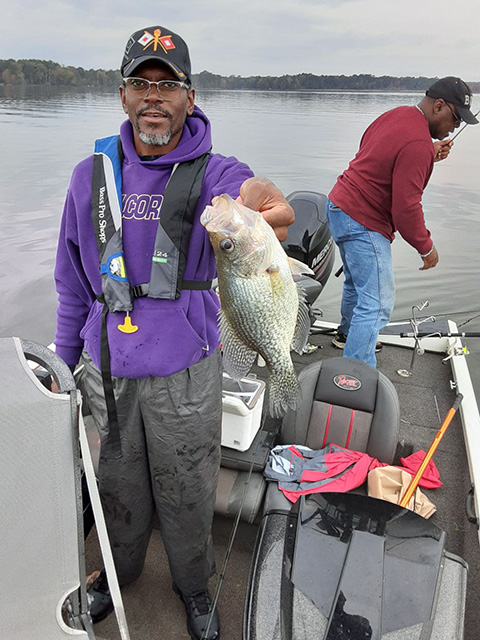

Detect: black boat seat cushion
[281,357,400,464]
[215,467,266,525]
[307,402,372,452]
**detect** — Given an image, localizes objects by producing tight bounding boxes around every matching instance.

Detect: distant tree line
[1,59,479,93]
[0,59,120,87]
[193,71,480,93]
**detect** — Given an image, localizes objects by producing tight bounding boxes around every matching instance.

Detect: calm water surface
[1,85,480,387]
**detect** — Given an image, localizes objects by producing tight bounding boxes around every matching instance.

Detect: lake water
[1,85,480,387]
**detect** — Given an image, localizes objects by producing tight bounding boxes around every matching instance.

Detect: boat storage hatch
[244,491,468,640]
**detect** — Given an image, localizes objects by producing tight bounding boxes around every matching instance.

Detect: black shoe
[332,331,383,353]
[87,569,114,623]
[332,331,347,349]
[173,584,220,640]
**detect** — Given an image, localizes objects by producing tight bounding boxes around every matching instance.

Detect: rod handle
[453,393,464,411]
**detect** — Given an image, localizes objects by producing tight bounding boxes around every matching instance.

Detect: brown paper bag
[367,466,436,519]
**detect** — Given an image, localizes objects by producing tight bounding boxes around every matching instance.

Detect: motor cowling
[282,191,335,318]
[282,191,335,292]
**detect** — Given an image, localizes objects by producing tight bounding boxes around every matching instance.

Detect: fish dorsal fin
[288,256,314,277]
[218,309,258,379]
[291,282,311,355]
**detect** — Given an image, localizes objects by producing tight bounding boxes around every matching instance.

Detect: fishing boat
[1,192,479,640]
[74,313,480,640]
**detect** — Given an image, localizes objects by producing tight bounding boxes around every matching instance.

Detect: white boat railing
[447,320,480,546]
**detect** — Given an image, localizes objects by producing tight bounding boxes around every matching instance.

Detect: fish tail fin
[268,366,301,418]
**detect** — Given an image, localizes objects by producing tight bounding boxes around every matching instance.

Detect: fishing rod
[311,326,480,339]
[200,421,264,640]
[400,394,463,508]
[450,109,480,142]
[392,301,480,339]
[400,331,480,339]
[426,309,480,328]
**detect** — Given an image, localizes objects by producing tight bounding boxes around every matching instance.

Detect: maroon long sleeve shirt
[329,106,434,255]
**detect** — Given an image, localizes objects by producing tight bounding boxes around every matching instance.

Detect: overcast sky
[2,0,479,82]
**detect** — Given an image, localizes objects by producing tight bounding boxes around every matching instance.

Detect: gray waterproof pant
[78,348,223,595]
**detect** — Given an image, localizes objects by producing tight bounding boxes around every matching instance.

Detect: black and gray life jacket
[92,134,211,311]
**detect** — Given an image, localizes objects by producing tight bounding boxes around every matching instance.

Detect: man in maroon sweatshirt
[327,77,478,367]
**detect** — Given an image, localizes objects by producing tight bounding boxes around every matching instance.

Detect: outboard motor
[282,191,335,321]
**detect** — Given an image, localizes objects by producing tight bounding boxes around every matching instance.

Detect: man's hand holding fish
[236,177,295,241]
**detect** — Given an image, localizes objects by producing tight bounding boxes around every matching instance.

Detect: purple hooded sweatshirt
[54,106,253,378]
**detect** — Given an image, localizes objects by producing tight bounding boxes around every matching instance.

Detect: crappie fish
[200,194,314,417]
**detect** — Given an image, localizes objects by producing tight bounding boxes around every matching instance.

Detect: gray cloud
[1,0,478,81]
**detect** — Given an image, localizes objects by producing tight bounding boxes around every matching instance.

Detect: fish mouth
[200,205,213,229]
[200,193,260,236]
[200,195,244,234]
[201,211,241,238]
[201,194,278,275]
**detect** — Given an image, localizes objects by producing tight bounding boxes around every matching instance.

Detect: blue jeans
[326,199,395,368]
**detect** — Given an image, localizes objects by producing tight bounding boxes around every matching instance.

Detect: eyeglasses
[445,102,462,127]
[122,77,190,101]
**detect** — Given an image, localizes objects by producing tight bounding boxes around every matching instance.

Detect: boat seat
[264,356,400,514]
[0,337,96,639]
[216,356,400,522]
[216,467,266,524]
[281,356,399,460]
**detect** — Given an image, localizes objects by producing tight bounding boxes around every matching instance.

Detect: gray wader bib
[78,348,223,594]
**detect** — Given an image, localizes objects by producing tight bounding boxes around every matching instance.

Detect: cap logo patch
[124,36,136,57]
[333,374,362,391]
[464,95,470,105]
[138,29,176,54]
[138,31,154,47]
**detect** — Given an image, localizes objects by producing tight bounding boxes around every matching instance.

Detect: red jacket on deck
[264,444,442,503]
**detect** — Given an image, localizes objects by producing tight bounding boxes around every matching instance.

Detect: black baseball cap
[426,76,478,124]
[121,26,192,85]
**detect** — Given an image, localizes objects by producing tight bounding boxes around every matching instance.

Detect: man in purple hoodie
[54,25,293,640]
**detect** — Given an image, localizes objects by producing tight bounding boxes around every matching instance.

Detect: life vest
[91,134,211,313]
[91,135,211,457]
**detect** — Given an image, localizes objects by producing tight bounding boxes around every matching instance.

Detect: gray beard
[138,130,172,147]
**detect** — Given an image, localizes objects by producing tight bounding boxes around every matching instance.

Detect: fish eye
[220,238,235,252]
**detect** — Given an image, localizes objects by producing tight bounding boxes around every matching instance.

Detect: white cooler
[221,373,266,451]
